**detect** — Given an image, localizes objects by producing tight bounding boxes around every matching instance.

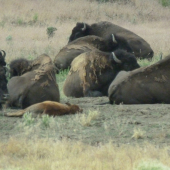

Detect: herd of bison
[0,21,169,117]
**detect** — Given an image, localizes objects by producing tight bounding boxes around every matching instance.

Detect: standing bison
[0,50,8,109]
[108,54,170,104]
[54,34,120,72]
[7,54,60,109]
[68,21,154,60]
[63,49,140,98]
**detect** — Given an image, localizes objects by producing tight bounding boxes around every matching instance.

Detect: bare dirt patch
[1,97,170,146]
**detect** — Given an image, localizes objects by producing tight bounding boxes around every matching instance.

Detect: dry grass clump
[76,110,100,126]
[132,128,146,140]
[0,138,170,170]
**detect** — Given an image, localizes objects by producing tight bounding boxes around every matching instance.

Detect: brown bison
[7,54,60,109]
[54,34,121,72]
[63,49,140,98]
[9,53,54,78]
[68,21,154,60]
[5,101,83,117]
[0,50,8,109]
[108,55,170,104]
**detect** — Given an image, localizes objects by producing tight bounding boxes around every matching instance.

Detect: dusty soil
[1,97,170,146]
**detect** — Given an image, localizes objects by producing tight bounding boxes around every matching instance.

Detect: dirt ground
[1,97,170,147]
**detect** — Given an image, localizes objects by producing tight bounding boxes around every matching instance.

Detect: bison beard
[5,101,83,117]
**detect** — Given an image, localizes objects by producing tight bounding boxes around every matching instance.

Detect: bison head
[68,22,90,43]
[111,49,140,71]
[9,58,31,78]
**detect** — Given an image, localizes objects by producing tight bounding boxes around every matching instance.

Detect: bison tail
[5,110,25,117]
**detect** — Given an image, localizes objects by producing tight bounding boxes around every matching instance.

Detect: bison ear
[112,34,117,44]
[0,50,6,58]
[65,102,71,106]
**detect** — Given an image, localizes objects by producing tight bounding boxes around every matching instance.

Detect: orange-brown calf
[6,101,83,117]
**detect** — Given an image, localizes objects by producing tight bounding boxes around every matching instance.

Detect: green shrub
[6,35,12,41]
[46,27,57,39]
[23,112,35,126]
[33,13,38,22]
[160,0,170,7]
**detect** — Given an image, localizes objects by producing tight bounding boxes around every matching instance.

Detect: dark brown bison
[0,50,8,109]
[7,54,60,109]
[68,21,154,59]
[54,34,121,72]
[108,55,170,104]
[5,101,83,117]
[63,49,140,98]
[9,53,54,78]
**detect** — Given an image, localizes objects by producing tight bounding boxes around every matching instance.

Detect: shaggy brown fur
[54,35,117,72]
[7,54,60,109]
[108,54,170,104]
[63,49,140,98]
[9,53,54,78]
[68,21,154,59]
[5,101,83,117]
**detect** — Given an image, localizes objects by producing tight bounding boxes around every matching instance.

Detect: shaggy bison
[108,55,170,104]
[63,49,140,98]
[9,53,54,78]
[5,101,83,117]
[54,34,120,72]
[68,21,154,59]
[0,50,8,109]
[7,54,60,109]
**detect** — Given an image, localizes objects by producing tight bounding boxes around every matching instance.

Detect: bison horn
[112,52,122,63]
[0,50,6,58]
[112,34,117,43]
[82,23,86,31]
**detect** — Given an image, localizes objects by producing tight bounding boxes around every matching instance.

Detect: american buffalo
[9,53,53,78]
[54,34,119,72]
[63,49,140,98]
[7,54,60,109]
[5,101,83,117]
[0,50,8,109]
[68,21,154,59]
[108,55,170,104]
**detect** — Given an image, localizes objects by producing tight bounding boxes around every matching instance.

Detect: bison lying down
[9,53,53,78]
[63,49,140,98]
[7,54,60,109]
[5,101,83,117]
[0,50,8,109]
[68,21,154,60]
[54,35,119,72]
[108,54,170,104]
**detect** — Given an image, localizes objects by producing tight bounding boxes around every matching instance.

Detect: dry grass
[0,0,170,64]
[0,138,170,170]
[1,0,170,169]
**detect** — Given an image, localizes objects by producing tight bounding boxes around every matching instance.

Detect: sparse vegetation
[1,0,170,169]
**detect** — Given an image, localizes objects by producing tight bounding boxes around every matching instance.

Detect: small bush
[6,35,12,41]
[160,0,170,7]
[46,27,57,39]
[23,112,35,126]
[41,114,51,128]
[33,13,38,23]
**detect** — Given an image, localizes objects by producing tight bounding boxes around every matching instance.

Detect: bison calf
[5,101,83,117]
